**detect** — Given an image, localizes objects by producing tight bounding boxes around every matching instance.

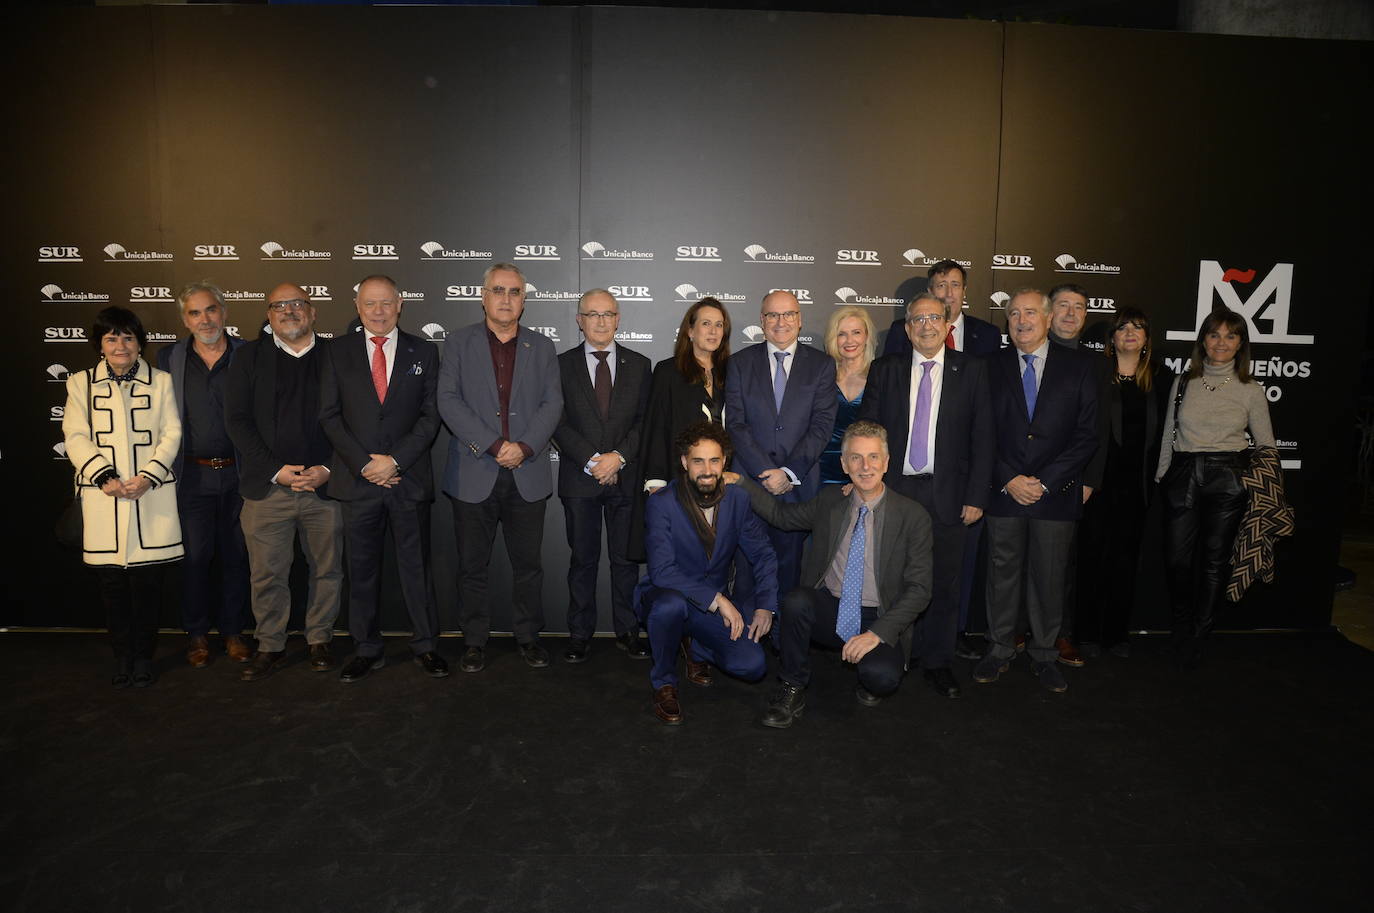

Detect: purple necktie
[773,351,788,412]
[908,360,934,472]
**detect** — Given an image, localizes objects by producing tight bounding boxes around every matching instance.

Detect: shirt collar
[852,484,885,512]
[1019,339,1051,362]
[911,346,946,368]
[585,340,616,358]
[765,340,799,359]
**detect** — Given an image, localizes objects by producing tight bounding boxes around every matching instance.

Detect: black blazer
[638,357,725,488]
[224,335,333,501]
[553,342,652,499]
[881,312,1002,358]
[318,329,440,502]
[1105,359,1173,506]
[986,343,1099,522]
[857,348,995,526]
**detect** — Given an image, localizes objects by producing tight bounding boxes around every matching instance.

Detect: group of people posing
[62,259,1277,726]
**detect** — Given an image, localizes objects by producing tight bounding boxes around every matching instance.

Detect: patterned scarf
[674,476,725,559]
[106,360,140,383]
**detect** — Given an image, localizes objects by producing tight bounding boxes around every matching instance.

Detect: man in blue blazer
[319,275,445,683]
[723,290,837,606]
[636,423,777,725]
[974,289,1099,693]
[438,263,563,673]
[880,260,1002,359]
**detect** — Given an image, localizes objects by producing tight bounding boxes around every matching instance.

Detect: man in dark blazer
[974,288,1099,693]
[857,293,993,699]
[880,260,1001,358]
[319,275,446,683]
[723,289,837,606]
[438,263,563,673]
[732,420,932,728]
[635,423,777,725]
[553,289,652,663]
[158,281,251,668]
[224,283,342,681]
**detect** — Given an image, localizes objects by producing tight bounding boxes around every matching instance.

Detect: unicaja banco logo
[103,242,172,262]
[990,291,1011,309]
[836,287,859,303]
[744,244,815,264]
[1166,261,1312,345]
[674,284,745,304]
[742,325,764,343]
[421,241,491,260]
[421,323,447,341]
[582,241,654,261]
[46,364,70,381]
[1054,253,1121,275]
[834,287,901,305]
[53,442,68,460]
[260,241,331,261]
[41,284,109,303]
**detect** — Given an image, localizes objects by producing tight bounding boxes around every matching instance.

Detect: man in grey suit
[438,262,563,673]
[553,289,652,664]
[730,420,933,728]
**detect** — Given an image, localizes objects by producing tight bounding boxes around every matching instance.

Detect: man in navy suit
[974,289,1099,693]
[723,290,837,606]
[636,423,777,725]
[880,260,1001,359]
[553,289,652,663]
[319,275,446,683]
[858,293,994,699]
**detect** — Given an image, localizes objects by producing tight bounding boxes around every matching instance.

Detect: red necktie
[370,336,388,402]
[945,326,956,350]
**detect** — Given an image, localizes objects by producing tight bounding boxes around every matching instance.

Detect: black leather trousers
[1161,452,1249,644]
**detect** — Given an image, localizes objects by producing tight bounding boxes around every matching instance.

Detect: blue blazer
[634,483,778,620]
[438,322,563,504]
[986,343,1099,522]
[723,342,837,500]
[881,313,1002,358]
[156,334,246,479]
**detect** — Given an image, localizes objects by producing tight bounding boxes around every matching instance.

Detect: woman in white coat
[62,307,183,687]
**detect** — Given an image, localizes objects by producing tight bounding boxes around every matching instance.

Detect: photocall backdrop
[10,6,1369,635]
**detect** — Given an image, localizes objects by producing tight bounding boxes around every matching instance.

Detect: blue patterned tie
[1021,353,1038,417]
[836,505,868,641]
[773,350,788,412]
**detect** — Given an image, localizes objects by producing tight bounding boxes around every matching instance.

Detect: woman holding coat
[62,307,183,687]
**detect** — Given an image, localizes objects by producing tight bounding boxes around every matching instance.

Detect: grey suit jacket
[738,476,932,653]
[438,322,563,503]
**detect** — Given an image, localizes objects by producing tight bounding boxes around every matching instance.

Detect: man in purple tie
[857,294,994,699]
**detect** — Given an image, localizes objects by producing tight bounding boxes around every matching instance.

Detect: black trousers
[777,587,905,696]
[1162,453,1248,643]
[453,468,547,646]
[1075,480,1147,648]
[889,474,966,669]
[94,563,170,662]
[176,463,250,637]
[562,486,640,641]
[342,490,438,657]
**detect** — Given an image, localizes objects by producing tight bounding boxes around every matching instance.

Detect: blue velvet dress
[819,387,863,484]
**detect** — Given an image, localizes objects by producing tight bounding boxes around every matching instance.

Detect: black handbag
[55,488,83,551]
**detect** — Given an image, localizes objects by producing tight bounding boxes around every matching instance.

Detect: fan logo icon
[834,287,901,305]
[421,323,448,341]
[673,284,745,304]
[744,243,815,264]
[41,285,109,304]
[260,241,332,261]
[420,241,491,260]
[103,242,173,262]
[990,291,1011,309]
[1053,253,1121,275]
[582,241,654,261]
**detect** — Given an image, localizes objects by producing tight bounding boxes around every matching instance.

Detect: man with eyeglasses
[158,281,251,669]
[552,289,652,664]
[858,293,994,699]
[320,275,445,683]
[225,284,343,680]
[880,260,1001,358]
[438,262,563,673]
[724,289,837,610]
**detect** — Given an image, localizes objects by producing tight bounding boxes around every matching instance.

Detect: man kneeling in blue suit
[635,422,778,725]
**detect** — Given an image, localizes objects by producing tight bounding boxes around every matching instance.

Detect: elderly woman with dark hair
[62,306,183,687]
[1156,308,1275,669]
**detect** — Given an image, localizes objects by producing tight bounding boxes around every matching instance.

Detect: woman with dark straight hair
[1156,308,1275,668]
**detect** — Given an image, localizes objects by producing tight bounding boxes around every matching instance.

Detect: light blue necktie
[1021,353,1038,417]
[773,350,789,412]
[836,504,868,641]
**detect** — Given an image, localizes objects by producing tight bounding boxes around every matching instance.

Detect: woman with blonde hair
[818,306,877,484]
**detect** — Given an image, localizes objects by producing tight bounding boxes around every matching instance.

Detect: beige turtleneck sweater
[1156,361,1275,480]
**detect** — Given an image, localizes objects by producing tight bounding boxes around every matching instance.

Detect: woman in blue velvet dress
[818,306,876,484]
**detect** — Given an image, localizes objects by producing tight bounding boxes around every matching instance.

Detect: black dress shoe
[241,650,284,682]
[459,646,485,673]
[923,666,962,699]
[760,681,806,729]
[855,685,882,707]
[111,659,132,689]
[615,632,650,660]
[954,633,985,661]
[131,659,155,689]
[414,652,449,678]
[339,654,384,683]
[563,639,590,664]
[308,643,335,672]
[519,641,550,669]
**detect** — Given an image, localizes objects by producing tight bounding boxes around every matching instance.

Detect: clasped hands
[361,454,401,488]
[276,464,331,492]
[100,476,150,500]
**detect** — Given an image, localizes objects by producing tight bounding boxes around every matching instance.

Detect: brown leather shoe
[308,643,335,672]
[1056,637,1085,668]
[186,635,211,668]
[680,637,712,687]
[224,635,253,663]
[240,650,283,682]
[652,684,683,724]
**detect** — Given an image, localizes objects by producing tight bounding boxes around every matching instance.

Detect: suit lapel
[753,345,779,418]
[1006,349,1030,422]
[936,350,963,438]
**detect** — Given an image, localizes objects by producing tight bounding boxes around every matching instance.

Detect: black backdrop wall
[11,6,1370,634]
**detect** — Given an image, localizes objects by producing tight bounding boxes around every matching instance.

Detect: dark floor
[2,629,1371,913]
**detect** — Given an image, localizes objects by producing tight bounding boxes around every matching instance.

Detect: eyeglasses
[485,286,524,299]
[761,311,800,323]
[905,313,946,325]
[578,311,617,321]
[268,298,309,311]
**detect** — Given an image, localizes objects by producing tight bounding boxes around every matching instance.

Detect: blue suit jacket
[881,312,1002,358]
[723,342,837,500]
[635,483,778,620]
[156,334,246,479]
[986,343,1099,521]
[438,322,563,504]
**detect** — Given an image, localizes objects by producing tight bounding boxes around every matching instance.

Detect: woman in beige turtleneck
[1156,309,1275,669]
